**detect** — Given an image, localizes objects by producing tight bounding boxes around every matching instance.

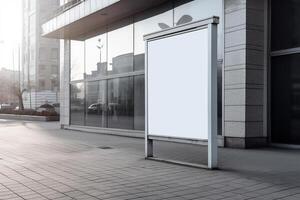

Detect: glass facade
[70,82,85,125]
[134,75,145,130]
[271,0,300,144]
[107,77,134,129]
[134,3,173,71]
[71,40,85,81]
[85,34,107,79]
[86,81,107,127]
[271,54,300,144]
[271,0,300,51]
[69,0,223,132]
[108,20,134,74]
[174,0,223,57]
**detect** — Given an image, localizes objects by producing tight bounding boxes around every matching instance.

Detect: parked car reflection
[87,102,123,115]
[87,102,105,114]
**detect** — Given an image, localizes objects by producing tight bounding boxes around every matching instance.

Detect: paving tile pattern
[0,120,299,200]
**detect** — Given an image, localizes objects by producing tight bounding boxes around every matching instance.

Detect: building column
[224,0,267,148]
[60,40,70,127]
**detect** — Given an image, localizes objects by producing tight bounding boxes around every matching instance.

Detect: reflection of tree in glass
[158,15,193,29]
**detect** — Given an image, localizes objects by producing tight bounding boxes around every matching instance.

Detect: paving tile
[0,121,299,200]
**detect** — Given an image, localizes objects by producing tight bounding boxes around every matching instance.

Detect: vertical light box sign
[145,17,219,169]
[148,29,209,140]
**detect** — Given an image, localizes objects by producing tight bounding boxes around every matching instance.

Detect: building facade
[22,0,60,109]
[0,68,20,105]
[42,0,300,148]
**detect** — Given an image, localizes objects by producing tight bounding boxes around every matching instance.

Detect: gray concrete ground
[0,120,299,200]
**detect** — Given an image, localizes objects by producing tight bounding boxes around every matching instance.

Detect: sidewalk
[0,120,299,200]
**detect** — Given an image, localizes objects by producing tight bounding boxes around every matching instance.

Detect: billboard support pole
[207,22,218,169]
[145,39,153,158]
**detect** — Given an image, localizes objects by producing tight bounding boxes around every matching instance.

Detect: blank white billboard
[147,28,209,140]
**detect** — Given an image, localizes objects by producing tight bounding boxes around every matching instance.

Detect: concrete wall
[224,0,267,148]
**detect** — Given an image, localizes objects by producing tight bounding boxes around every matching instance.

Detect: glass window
[85,34,107,79]
[51,65,58,74]
[39,80,45,89]
[51,48,59,59]
[70,82,85,126]
[70,40,85,81]
[271,54,300,144]
[134,75,145,130]
[29,35,36,63]
[217,60,222,135]
[271,0,300,51]
[86,81,107,127]
[134,4,173,71]
[51,79,59,91]
[39,65,46,70]
[107,77,134,129]
[174,0,223,58]
[29,15,35,35]
[39,47,47,60]
[174,0,221,25]
[29,0,35,11]
[107,21,134,75]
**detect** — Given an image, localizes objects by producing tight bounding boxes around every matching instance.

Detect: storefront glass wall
[70,40,84,81]
[70,0,223,132]
[70,82,85,125]
[85,34,107,79]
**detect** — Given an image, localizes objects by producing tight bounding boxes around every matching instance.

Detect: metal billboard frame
[144,16,219,170]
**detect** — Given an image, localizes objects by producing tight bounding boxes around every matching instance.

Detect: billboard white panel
[147,28,209,140]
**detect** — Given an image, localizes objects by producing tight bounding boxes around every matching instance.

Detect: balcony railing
[57,0,85,16]
[42,0,120,37]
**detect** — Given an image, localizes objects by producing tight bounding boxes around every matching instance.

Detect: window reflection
[71,40,85,81]
[107,77,134,129]
[85,34,107,79]
[174,0,223,58]
[107,23,134,75]
[271,0,300,51]
[86,81,107,127]
[70,82,85,125]
[134,5,173,70]
[272,54,300,144]
[174,0,222,24]
[68,0,224,132]
[134,75,145,130]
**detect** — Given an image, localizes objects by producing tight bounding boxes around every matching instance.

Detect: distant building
[21,0,60,109]
[0,68,19,105]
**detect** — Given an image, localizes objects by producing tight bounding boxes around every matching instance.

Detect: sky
[0,0,22,70]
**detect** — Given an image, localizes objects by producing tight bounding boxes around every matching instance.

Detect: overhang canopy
[42,0,170,40]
